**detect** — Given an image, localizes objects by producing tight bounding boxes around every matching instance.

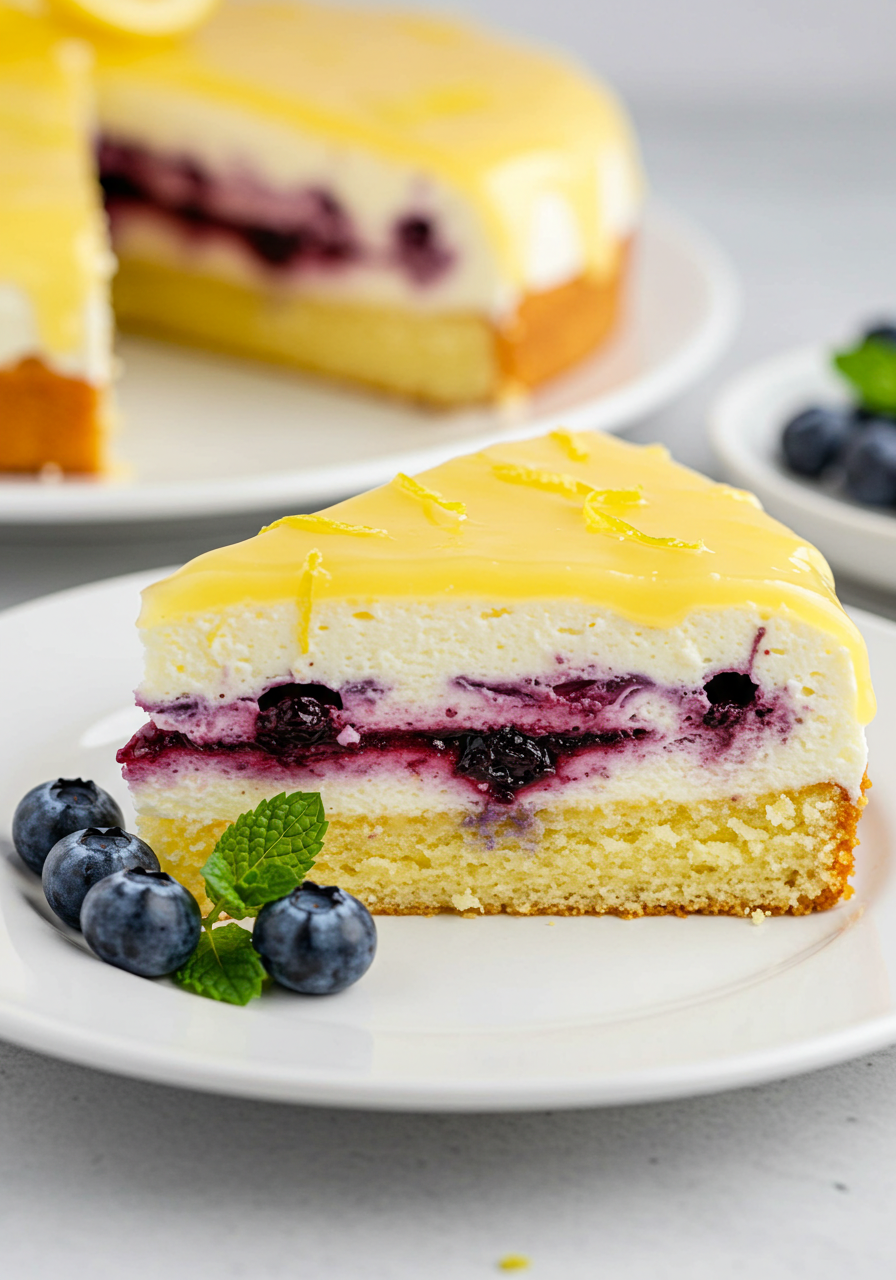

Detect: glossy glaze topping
[0,10,107,358]
[140,432,874,723]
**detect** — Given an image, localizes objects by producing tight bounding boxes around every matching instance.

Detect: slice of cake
[119,431,873,916]
[95,2,641,404]
[0,8,114,475]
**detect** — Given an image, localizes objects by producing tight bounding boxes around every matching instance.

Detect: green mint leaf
[172,923,266,1006]
[200,790,328,917]
[834,339,896,413]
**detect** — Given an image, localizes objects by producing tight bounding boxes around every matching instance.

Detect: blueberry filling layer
[98,139,455,284]
[118,721,649,804]
[123,664,792,803]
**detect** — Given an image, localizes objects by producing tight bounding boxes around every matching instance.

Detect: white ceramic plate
[0,571,893,1111]
[710,345,896,593]
[0,206,738,525]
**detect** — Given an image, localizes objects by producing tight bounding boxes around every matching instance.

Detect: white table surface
[3,106,896,1278]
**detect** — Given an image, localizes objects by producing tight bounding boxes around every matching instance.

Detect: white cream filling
[137,598,868,800]
[107,204,514,317]
[0,260,115,384]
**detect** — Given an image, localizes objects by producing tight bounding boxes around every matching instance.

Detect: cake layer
[99,140,505,315]
[111,252,624,402]
[135,782,866,917]
[113,258,496,403]
[132,604,868,803]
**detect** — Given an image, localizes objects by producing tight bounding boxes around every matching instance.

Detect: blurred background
[399,0,896,106]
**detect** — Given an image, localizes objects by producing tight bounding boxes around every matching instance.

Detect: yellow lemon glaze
[0,7,107,358]
[95,1,642,281]
[141,432,875,723]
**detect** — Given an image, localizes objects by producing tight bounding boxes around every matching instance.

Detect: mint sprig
[201,790,327,918]
[174,923,266,1006]
[172,790,327,1006]
[834,338,896,414]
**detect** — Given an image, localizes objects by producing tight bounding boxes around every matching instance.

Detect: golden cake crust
[0,357,104,474]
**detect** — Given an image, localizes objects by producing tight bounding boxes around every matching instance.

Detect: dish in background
[0,570,892,1111]
[711,345,896,593]
[0,207,738,526]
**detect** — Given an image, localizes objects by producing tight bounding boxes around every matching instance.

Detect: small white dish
[710,345,896,593]
[0,206,738,525]
[0,572,892,1111]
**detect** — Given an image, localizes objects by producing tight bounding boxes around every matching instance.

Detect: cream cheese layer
[140,431,874,725]
[95,1,641,290]
[0,9,113,377]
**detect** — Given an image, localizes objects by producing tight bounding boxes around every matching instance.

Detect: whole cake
[0,2,641,473]
[118,430,873,917]
[0,7,114,474]
[97,3,640,404]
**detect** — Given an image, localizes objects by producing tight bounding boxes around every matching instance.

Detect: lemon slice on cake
[45,0,218,38]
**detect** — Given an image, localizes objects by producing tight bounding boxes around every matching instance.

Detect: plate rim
[0,970,894,1112]
[0,572,893,1109]
[0,204,739,526]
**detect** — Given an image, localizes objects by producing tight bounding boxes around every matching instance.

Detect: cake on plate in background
[0,0,642,474]
[96,2,642,407]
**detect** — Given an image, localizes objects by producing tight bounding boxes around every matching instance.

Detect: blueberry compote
[118,663,787,806]
[119,719,647,806]
[99,142,357,271]
[98,141,455,286]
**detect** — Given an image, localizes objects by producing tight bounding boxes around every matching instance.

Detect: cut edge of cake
[118,431,874,917]
[0,9,115,475]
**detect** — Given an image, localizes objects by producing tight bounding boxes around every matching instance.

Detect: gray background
[4,3,896,1276]
[378,0,896,106]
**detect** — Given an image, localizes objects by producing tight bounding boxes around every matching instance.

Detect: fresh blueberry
[862,322,896,347]
[42,827,159,930]
[840,421,896,505]
[81,869,201,977]
[252,882,377,995]
[12,778,124,874]
[781,406,852,477]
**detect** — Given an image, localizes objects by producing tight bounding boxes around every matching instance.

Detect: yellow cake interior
[139,780,867,919]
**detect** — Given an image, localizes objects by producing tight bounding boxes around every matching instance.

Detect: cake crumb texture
[138,778,866,918]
